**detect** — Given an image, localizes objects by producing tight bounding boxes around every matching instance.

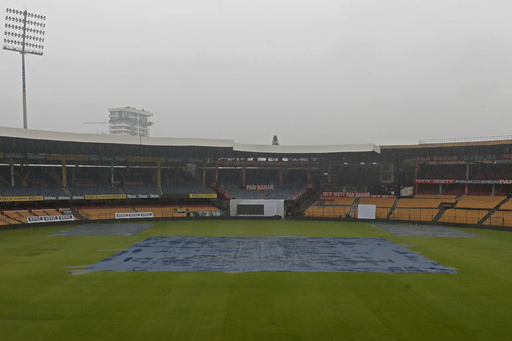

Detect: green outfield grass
[1,220,512,340]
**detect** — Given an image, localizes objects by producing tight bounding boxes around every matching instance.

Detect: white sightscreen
[357,204,376,220]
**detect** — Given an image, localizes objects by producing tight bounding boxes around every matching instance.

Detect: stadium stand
[305,197,356,218]
[306,197,399,219]
[133,204,220,218]
[3,210,32,224]
[0,166,69,196]
[397,198,454,208]
[117,168,160,195]
[29,208,64,217]
[484,210,512,227]
[497,200,512,211]
[160,169,214,196]
[67,167,122,196]
[76,204,220,220]
[3,127,512,229]
[32,209,50,216]
[76,206,135,220]
[246,169,279,185]
[438,209,488,225]
[45,209,64,216]
[455,196,506,209]
[390,208,439,222]
[389,198,447,222]
[304,205,352,218]
[16,210,36,220]
[0,213,20,225]
[217,169,242,186]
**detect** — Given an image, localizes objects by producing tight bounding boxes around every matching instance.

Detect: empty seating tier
[134,205,220,218]
[390,208,439,222]
[396,198,452,208]
[77,205,220,220]
[304,206,352,218]
[497,200,512,211]
[77,207,135,220]
[455,196,506,209]
[484,211,512,227]
[439,209,488,225]
[2,211,33,224]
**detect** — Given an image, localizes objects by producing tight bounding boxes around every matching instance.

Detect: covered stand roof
[0,127,380,160]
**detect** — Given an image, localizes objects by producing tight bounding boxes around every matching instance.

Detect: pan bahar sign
[246,185,275,191]
[323,192,370,198]
[322,192,395,199]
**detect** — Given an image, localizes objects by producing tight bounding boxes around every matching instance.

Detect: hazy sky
[2,0,512,145]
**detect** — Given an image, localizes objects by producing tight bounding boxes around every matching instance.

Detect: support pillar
[111,162,115,187]
[62,160,67,188]
[465,161,470,195]
[215,164,219,187]
[202,160,206,187]
[10,159,14,187]
[414,161,419,194]
[307,164,311,185]
[157,161,162,189]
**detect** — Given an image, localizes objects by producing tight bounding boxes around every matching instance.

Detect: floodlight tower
[3,8,46,129]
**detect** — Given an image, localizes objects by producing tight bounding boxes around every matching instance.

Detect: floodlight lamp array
[6,8,46,20]
[3,8,46,55]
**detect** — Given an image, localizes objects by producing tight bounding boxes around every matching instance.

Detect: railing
[484,216,505,227]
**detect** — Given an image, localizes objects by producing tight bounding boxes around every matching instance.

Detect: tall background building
[108,107,153,137]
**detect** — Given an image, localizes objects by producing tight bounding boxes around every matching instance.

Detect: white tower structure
[108,107,153,137]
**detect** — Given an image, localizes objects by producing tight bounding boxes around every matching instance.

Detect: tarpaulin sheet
[87,237,456,273]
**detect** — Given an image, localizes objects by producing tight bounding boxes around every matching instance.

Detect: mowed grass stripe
[1,220,512,340]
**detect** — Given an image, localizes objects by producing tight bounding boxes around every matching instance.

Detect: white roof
[0,126,380,154]
[233,142,380,154]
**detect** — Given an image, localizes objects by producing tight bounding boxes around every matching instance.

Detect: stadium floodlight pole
[3,8,46,129]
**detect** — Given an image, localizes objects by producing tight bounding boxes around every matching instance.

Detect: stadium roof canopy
[381,139,512,160]
[0,127,380,159]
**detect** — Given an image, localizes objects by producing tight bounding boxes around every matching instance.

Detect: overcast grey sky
[1,0,512,145]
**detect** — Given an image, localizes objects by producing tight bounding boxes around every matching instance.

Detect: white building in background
[108,107,153,137]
